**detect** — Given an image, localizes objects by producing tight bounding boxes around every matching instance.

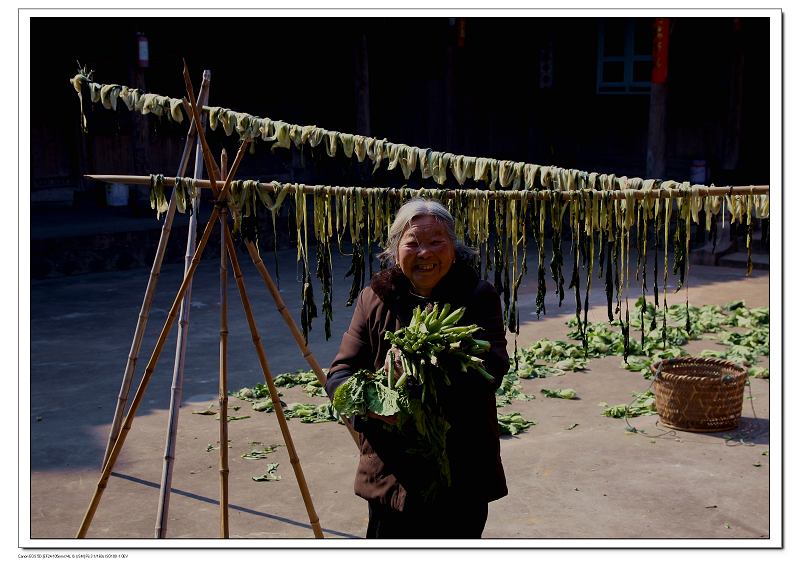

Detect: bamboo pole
[218,148,230,539]
[84,175,770,200]
[100,76,211,471]
[182,65,323,538]
[153,71,211,539]
[182,60,222,189]
[244,240,360,446]
[224,229,324,539]
[75,141,249,539]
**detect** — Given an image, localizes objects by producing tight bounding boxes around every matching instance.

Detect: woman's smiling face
[397,215,456,297]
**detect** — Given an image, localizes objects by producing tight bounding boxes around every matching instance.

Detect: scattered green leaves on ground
[241,444,280,460]
[600,390,657,418]
[497,412,536,435]
[508,301,768,383]
[273,370,327,397]
[284,402,339,423]
[231,300,767,438]
[252,462,281,482]
[252,398,283,412]
[216,414,250,422]
[540,388,578,399]
[496,372,536,406]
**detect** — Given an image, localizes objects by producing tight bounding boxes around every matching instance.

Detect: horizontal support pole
[85,175,770,201]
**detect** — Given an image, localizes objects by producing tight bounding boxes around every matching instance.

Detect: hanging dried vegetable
[149,174,169,219]
[507,194,528,335]
[294,188,317,342]
[534,197,547,318]
[581,191,597,352]
[254,182,290,285]
[173,176,198,215]
[662,191,672,348]
[313,189,334,339]
[549,190,566,306]
[567,191,584,348]
[344,188,367,307]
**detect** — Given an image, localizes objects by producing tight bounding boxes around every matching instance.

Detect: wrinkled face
[397,215,456,297]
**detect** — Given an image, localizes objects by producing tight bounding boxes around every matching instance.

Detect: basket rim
[650,356,747,377]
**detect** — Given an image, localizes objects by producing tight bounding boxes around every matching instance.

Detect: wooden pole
[224,229,324,539]
[153,71,211,539]
[646,18,669,180]
[218,148,230,539]
[75,141,249,539]
[101,75,211,471]
[84,175,770,200]
[244,240,360,446]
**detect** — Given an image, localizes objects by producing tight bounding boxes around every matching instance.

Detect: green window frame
[597,18,653,95]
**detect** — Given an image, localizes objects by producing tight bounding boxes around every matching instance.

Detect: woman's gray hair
[378,198,478,265]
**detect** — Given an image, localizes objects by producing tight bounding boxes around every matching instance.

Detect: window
[597,18,653,94]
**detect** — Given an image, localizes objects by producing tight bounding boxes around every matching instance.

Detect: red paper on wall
[652,18,670,84]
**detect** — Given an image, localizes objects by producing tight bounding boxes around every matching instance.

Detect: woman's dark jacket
[326,259,509,511]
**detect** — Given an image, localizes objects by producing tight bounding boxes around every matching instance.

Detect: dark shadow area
[93,472,361,539]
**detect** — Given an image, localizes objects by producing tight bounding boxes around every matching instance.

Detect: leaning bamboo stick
[154,71,211,539]
[100,76,211,471]
[245,240,360,446]
[182,60,222,189]
[224,229,324,539]
[218,148,230,539]
[85,175,770,200]
[76,141,249,539]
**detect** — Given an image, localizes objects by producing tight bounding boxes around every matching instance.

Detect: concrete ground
[27,239,771,543]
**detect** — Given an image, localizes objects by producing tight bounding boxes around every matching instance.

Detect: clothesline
[86,174,771,201]
[72,73,770,196]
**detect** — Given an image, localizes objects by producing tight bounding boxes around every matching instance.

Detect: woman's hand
[384,346,404,382]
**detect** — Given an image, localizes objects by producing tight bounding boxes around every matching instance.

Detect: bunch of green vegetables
[384,303,495,389]
[332,303,494,488]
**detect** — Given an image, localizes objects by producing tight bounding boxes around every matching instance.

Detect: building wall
[29,16,770,207]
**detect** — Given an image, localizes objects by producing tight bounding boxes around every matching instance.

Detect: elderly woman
[326,198,509,539]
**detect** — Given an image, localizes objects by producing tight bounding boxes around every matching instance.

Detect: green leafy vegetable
[497,412,536,435]
[540,388,578,399]
[600,390,657,418]
[252,462,281,482]
[241,444,279,460]
[283,402,339,423]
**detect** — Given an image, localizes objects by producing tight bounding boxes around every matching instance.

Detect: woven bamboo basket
[651,357,747,432]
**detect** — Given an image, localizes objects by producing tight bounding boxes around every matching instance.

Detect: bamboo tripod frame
[77,67,330,539]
